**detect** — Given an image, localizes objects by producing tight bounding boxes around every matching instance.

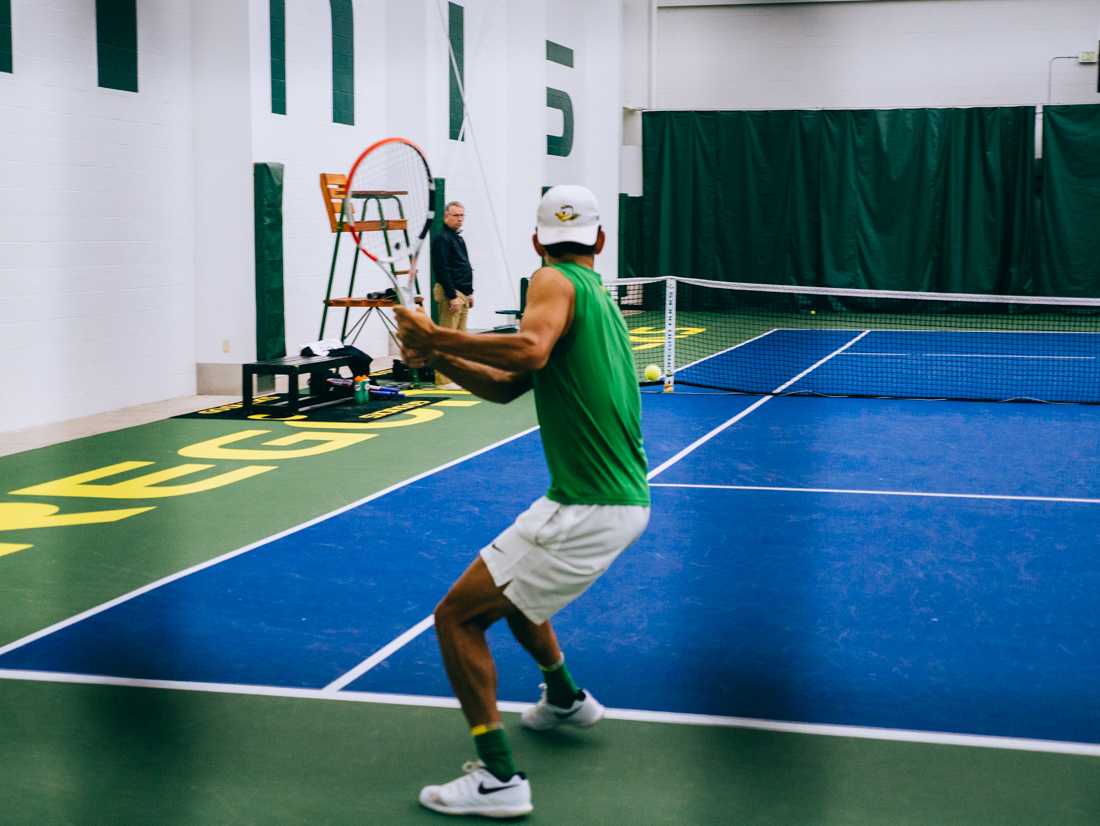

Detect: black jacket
[431,225,473,299]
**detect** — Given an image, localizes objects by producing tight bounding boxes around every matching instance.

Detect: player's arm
[394,266,573,402]
[425,355,533,404]
[402,267,574,371]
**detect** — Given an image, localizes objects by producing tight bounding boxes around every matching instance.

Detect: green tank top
[532,262,650,506]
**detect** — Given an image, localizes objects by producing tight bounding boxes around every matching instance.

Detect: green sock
[473,726,518,782]
[541,656,581,708]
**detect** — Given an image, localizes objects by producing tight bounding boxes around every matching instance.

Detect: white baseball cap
[536,185,600,246]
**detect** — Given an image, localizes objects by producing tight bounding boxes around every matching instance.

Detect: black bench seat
[242,354,357,414]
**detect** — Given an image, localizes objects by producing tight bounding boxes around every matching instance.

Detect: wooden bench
[242,354,358,414]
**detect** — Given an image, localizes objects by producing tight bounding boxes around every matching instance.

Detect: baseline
[2,669,1096,758]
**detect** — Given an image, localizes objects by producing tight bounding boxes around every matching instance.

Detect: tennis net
[607,276,1100,404]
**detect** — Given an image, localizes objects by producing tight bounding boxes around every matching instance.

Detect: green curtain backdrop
[641,108,1036,294]
[254,163,286,361]
[1039,105,1100,297]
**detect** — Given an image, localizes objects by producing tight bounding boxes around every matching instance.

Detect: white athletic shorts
[479,496,651,624]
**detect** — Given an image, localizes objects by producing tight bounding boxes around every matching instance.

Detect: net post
[662,277,676,392]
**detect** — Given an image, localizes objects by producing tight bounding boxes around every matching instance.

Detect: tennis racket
[345,137,435,308]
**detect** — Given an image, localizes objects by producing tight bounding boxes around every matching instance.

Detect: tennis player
[394,184,650,818]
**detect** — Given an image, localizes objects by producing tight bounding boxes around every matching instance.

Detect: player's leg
[433,555,515,727]
[420,556,533,817]
[496,499,651,732]
[506,613,605,730]
[505,610,561,668]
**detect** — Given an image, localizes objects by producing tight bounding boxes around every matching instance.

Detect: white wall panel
[193,0,253,376]
[0,0,195,433]
[656,0,1100,110]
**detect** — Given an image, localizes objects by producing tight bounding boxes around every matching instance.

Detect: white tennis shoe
[418,760,533,818]
[520,684,606,731]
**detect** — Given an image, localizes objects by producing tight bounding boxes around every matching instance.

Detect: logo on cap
[554,206,578,223]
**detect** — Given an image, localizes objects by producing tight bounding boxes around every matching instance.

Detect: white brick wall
[0,0,625,432]
[0,0,195,433]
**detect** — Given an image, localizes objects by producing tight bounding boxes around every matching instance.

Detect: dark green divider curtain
[254,163,286,361]
[642,108,1035,294]
[1039,105,1100,297]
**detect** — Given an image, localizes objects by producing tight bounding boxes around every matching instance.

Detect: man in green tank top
[395,185,650,819]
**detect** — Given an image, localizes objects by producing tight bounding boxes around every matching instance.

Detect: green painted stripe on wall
[96,0,138,92]
[0,0,12,73]
[448,2,464,141]
[254,163,287,361]
[546,40,573,68]
[270,0,286,115]
[330,0,354,125]
[546,88,573,157]
[429,177,445,323]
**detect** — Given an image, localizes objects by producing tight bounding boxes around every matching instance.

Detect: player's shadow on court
[65,678,205,824]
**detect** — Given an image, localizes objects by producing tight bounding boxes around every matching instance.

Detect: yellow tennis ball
[644,364,661,382]
[810,309,816,315]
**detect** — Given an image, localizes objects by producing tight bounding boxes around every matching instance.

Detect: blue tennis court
[2,331,1098,752]
[678,328,1100,403]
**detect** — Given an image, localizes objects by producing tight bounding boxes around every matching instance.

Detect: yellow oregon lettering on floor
[10,461,276,499]
[197,396,279,415]
[0,502,156,557]
[178,430,374,460]
[0,502,155,529]
[283,406,445,430]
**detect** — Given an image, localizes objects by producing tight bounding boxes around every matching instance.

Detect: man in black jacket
[430,201,474,387]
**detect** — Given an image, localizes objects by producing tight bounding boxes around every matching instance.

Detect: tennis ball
[644,364,661,382]
[810,309,816,315]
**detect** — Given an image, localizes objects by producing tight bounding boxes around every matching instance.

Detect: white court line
[650,483,1100,506]
[1,668,1097,757]
[0,426,541,660]
[324,615,435,691]
[842,352,1095,361]
[648,331,871,480]
[675,327,783,374]
[775,326,1100,336]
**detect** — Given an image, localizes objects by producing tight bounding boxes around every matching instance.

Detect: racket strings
[347,143,431,264]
